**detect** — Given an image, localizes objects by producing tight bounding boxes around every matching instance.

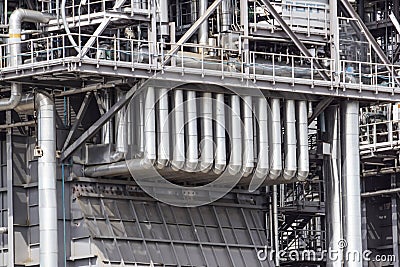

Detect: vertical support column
[325,106,343,267]
[361,198,368,267]
[391,174,399,267]
[342,101,362,266]
[6,111,14,267]
[330,0,340,84]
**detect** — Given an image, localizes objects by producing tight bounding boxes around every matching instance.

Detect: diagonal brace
[78,0,127,58]
[61,80,146,161]
[163,0,223,65]
[62,92,93,151]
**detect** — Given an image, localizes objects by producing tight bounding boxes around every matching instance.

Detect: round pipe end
[268,169,281,180]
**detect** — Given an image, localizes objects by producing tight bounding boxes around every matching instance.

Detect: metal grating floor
[70,191,274,267]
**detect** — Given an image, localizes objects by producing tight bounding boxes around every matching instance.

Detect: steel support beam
[163,0,223,65]
[308,97,334,124]
[61,81,145,160]
[391,174,399,267]
[258,0,330,81]
[62,92,93,151]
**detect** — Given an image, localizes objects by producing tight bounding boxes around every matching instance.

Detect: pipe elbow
[283,169,296,180]
[0,85,22,111]
[185,160,198,172]
[228,164,241,175]
[171,160,185,171]
[110,151,125,162]
[255,167,269,179]
[10,9,52,27]
[242,166,254,177]
[199,162,213,173]
[213,163,226,175]
[297,170,309,181]
[156,159,169,169]
[268,169,281,180]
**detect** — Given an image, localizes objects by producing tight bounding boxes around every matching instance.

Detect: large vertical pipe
[342,101,362,266]
[283,100,297,180]
[297,101,309,181]
[144,87,156,166]
[221,0,232,32]
[172,90,185,171]
[200,93,214,172]
[325,106,343,267]
[228,95,242,175]
[255,97,269,178]
[111,90,128,161]
[198,0,209,46]
[186,91,199,171]
[139,93,144,154]
[158,0,169,36]
[36,92,58,267]
[269,99,282,180]
[157,88,170,169]
[242,96,254,177]
[214,94,226,174]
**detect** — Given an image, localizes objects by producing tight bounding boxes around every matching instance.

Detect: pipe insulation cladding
[85,89,310,186]
[36,92,58,267]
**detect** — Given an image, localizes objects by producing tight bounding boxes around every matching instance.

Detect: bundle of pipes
[86,87,309,185]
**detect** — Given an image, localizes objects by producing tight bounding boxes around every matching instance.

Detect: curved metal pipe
[297,101,309,181]
[61,0,80,54]
[228,94,242,175]
[36,92,58,267]
[268,98,282,180]
[283,100,297,180]
[185,91,199,171]
[172,90,185,171]
[157,88,170,169]
[214,94,226,174]
[1,9,51,111]
[200,93,214,173]
[242,96,254,177]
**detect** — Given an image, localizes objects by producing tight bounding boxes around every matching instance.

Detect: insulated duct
[36,92,58,267]
[283,100,297,180]
[200,92,214,173]
[221,0,232,32]
[342,101,362,265]
[297,101,309,180]
[198,0,209,46]
[325,106,343,267]
[0,9,51,111]
[85,89,310,186]
[269,98,282,180]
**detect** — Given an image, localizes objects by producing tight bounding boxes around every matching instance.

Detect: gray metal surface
[70,182,274,267]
